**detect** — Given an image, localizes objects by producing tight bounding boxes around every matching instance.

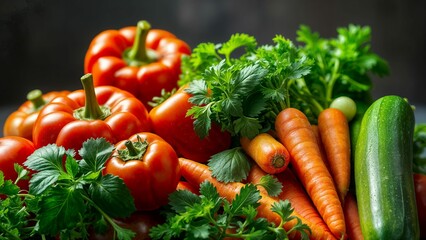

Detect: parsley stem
[325,58,340,104]
[81,194,134,237]
[0,224,21,240]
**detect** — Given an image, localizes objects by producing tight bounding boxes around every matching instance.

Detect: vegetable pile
[1,20,425,240]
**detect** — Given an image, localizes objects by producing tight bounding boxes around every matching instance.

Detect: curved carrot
[176,180,199,194]
[178,157,303,239]
[343,192,364,240]
[240,133,290,174]
[248,165,337,240]
[318,108,351,202]
[275,108,346,239]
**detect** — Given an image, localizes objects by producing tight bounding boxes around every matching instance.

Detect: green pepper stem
[82,74,104,119]
[27,89,46,110]
[124,140,139,157]
[73,73,111,120]
[118,135,148,161]
[125,20,157,66]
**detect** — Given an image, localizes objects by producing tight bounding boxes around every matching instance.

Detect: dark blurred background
[1,0,425,108]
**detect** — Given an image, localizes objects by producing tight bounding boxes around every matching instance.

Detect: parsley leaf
[0,170,34,239]
[254,174,283,197]
[89,174,135,218]
[24,144,73,195]
[0,172,20,196]
[37,186,86,235]
[79,137,115,173]
[168,189,200,213]
[208,147,251,183]
[230,184,260,215]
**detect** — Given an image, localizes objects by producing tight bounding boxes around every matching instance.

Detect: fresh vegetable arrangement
[1,20,425,240]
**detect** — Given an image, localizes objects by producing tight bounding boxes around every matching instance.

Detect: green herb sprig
[149,180,310,240]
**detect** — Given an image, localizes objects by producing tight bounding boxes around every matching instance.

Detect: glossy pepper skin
[103,132,180,211]
[84,20,191,110]
[149,85,232,163]
[32,74,151,156]
[414,173,426,238]
[0,136,35,191]
[3,89,69,140]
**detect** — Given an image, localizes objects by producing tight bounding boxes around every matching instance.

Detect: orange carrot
[343,192,364,240]
[311,125,329,169]
[318,108,351,202]
[275,108,346,239]
[240,132,290,174]
[178,157,305,239]
[248,164,337,240]
[176,180,199,194]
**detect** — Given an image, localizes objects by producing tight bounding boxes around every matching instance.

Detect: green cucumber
[355,95,419,239]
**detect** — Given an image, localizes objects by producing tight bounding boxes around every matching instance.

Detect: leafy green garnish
[295,24,390,122]
[0,138,136,240]
[0,171,31,240]
[254,174,283,197]
[149,181,310,240]
[413,123,426,175]
[207,147,251,183]
[185,34,309,139]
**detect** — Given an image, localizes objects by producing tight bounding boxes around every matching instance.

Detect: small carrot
[343,192,364,240]
[176,180,199,194]
[178,157,305,239]
[248,164,337,240]
[318,108,351,202]
[275,107,346,239]
[240,132,290,174]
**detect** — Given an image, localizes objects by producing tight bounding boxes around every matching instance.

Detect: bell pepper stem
[27,89,46,110]
[128,20,150,61]
[124,140,139,157]
[124,20,157,66]
[120,135,148,161]
[74,73,111,120]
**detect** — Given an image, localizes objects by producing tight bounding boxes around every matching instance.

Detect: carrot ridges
[275,108,346,239]
[318,108,351,202]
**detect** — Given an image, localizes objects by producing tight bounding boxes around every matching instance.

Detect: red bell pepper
[84,20,191,109]
[32,73,151,156]
[149,85,232,163]
[0,136,35,191]
[414,173,426,238]
[103,132,180,211]
[3,89,69,140]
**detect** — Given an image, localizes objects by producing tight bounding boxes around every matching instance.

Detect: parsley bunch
[149,181,310,240]
[0,166,32,240]
[294,24,390,121]
[185,34,311,139]
[183,34,311,183]
[0,138,136,240]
